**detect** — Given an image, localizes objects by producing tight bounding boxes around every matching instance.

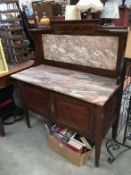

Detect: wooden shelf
[0,0,18,4]
[4,42,25,49]
[0,0,29,68]
[0,60,34,89]
[1,35,24,41]
[0,9,20,13]
[0,18,21,22]
[0,60,34,78]
[0,26,23,31]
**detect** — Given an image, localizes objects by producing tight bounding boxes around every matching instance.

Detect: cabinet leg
[112,118,118,139]
[95,107,103,167]
[112,88,122,139]
[24,107,31,128]
[0,118,5,137]
[95,138,102,167]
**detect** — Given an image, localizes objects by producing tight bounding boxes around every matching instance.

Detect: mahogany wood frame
[31,21,127,78]
[14,21,128,167]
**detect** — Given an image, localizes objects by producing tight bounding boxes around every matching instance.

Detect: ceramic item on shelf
[40,12,50,27]
[65,5,81,20]
[34,11,39,27]
[76,0,103,13]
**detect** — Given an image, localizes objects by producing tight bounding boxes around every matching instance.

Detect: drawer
[22,83,50,116]
[51,93,95,137]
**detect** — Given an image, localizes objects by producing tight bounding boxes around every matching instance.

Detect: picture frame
[0,39,8,74]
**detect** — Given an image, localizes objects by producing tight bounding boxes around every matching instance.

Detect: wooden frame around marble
[30,21,127,79]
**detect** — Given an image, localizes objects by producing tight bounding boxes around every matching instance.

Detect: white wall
[117,0,131,7]
[125,0,131,7]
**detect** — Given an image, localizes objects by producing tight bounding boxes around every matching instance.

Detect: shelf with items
[32,0,63,20]
[0,0,28,64]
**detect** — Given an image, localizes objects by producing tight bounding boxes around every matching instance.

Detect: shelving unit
[0,0,27,64]
[32,0,64,19]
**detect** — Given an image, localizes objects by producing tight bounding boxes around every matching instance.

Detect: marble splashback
[42,35,119,70]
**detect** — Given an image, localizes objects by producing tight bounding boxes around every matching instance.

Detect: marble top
[11,65,119,106]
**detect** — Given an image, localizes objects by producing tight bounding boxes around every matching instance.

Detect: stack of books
[48,124,94,154]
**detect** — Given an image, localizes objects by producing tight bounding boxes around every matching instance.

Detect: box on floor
[48,134,94,166]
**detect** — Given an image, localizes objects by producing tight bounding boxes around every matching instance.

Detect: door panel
[23,84,50,116]
[51,93,95,137]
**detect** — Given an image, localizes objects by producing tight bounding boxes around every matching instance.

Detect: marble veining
[43,35,119,70]
[11,65,118,106]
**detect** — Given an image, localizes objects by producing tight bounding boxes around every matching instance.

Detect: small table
[0,60,34,137]
[0,60,34,89]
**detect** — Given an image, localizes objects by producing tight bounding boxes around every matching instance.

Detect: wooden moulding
[0,39,8,74]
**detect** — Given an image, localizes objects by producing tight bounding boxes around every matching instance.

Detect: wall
[125,0,131,7]
[117,0,131,7]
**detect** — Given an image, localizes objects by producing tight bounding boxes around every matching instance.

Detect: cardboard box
[48,134,93,166]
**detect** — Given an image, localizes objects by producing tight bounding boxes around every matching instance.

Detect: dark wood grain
[50,92,95,138]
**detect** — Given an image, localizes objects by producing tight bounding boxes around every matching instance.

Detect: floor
[0,114,131,175]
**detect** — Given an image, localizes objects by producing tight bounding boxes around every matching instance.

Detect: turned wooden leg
[0,118,5,137]
[24,107,31,128]
[95,107,103,167]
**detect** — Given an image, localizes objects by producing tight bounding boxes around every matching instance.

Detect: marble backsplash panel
[42,35,119,70]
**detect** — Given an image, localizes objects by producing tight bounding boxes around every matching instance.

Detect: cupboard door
[51,93,95,137]
[22,83,50,116]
